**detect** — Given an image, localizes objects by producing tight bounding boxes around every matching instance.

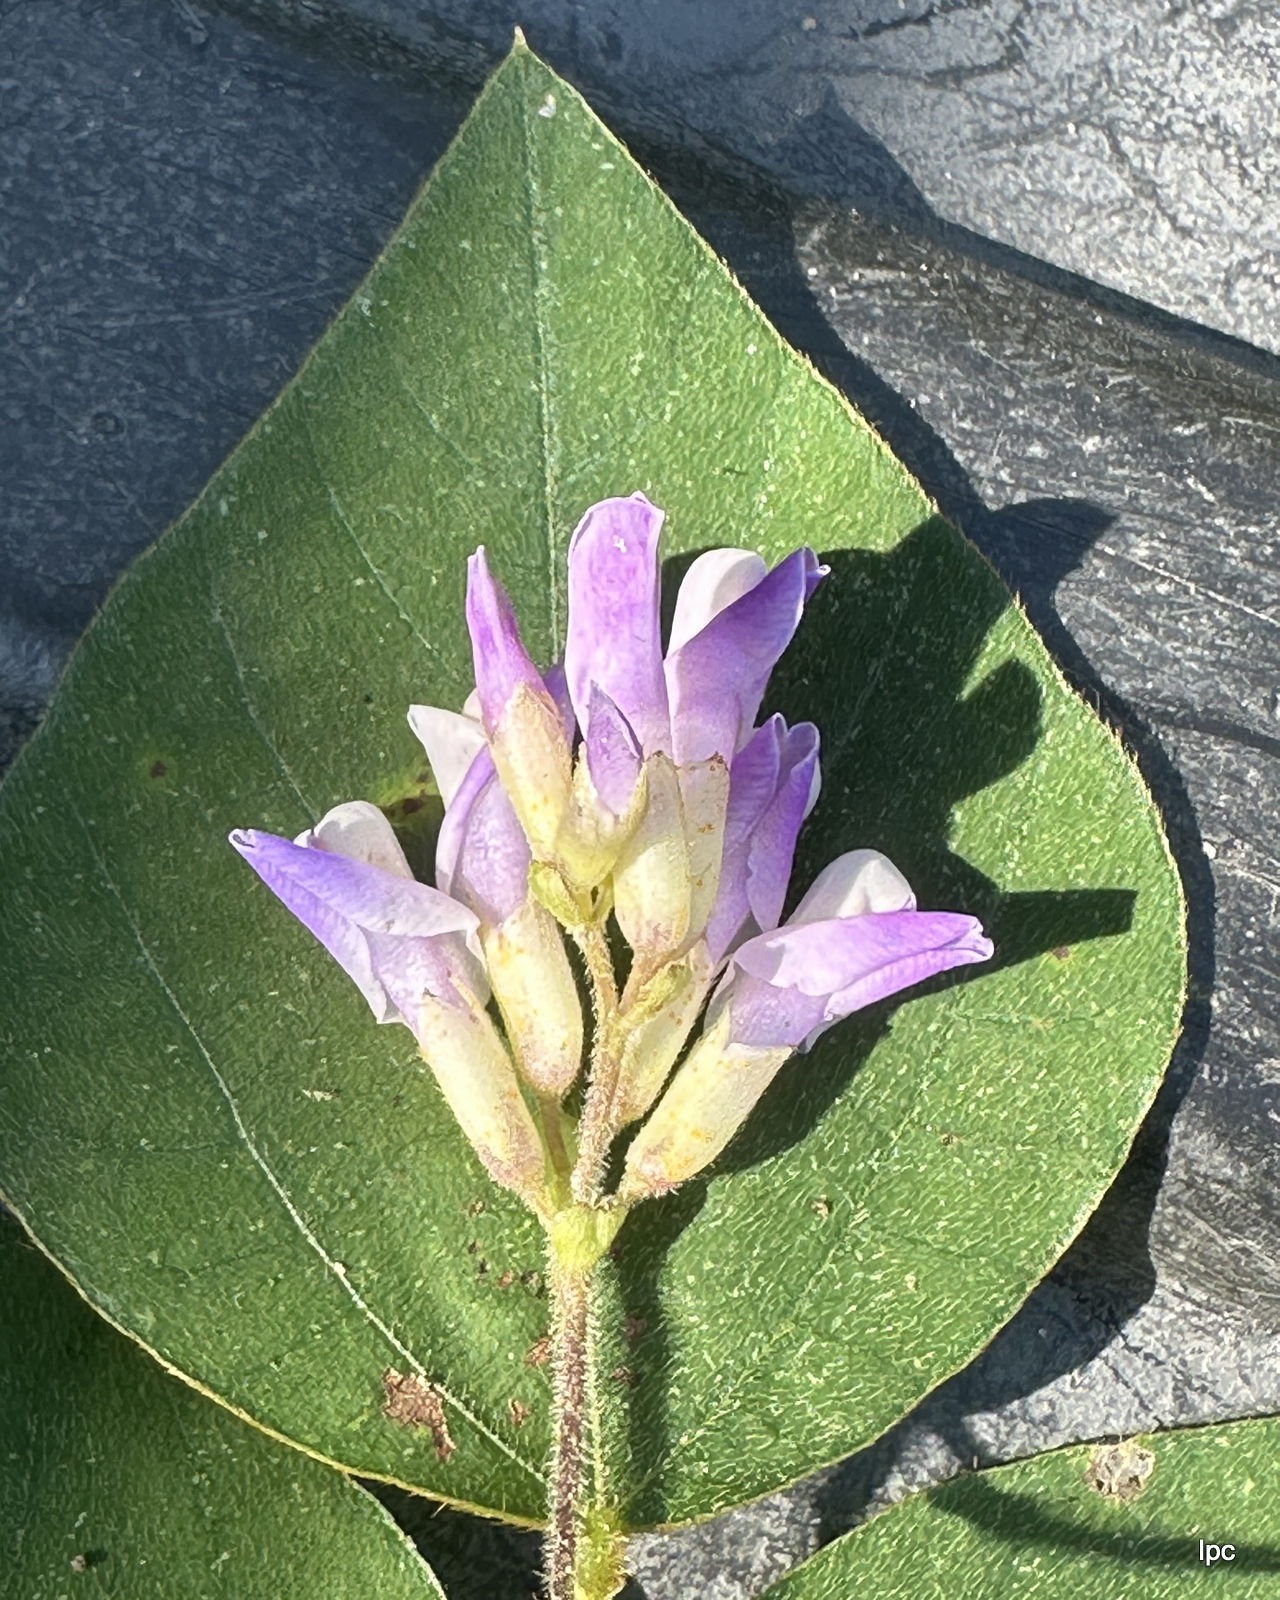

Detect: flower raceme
[231,493,993,1220]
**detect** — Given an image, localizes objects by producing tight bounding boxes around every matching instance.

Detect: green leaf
[0,40,1183,1528]
[761,1419,1280,1597]
[0,1213,444,1598]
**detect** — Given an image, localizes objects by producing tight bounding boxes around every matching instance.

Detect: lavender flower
[619,850,992,1200]
[230,804,546,1204]
[231,492,993,1215]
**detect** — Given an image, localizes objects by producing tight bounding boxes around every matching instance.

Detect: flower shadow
[612,527,1136,1527]
[665,524,1136,1184]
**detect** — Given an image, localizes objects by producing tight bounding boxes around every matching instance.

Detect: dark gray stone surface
[208,0,1280,354]
[0,0,463,771]
[624,175,1280,1596]
[3,4,1278,1598]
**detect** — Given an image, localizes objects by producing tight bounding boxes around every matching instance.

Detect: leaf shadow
[715,527,1136,1175]
[925,1475,1280,1573]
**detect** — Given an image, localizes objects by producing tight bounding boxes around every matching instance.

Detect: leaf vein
[390,364,481,471]
[209,575,319,826]
[77,819,543,1486]
[522,81,562,655]
[326,487,448,671]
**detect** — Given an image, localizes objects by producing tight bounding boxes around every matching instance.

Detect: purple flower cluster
[232,493,992,1206]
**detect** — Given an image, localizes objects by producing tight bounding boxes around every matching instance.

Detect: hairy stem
[572,921,618,1015]
[570,923,623,1203]
[546,1256,591,1600]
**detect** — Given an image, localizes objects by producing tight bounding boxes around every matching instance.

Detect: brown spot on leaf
[70,1554,87,1573]
[496,1270,515,1289]
[148,760,167,779]
[525,1335,552,1368]
[466,1197,486,1216]
[509,1399,530,1428]
[623,1316,647,1343]
[399,796,424,815]
[811,1198,830,1219]
[382,1369,456,1461]
[1052,945,1071,961]
[521,1268,545,1296]
[940,1130,959,1147]
[1084,1440,1155,1503]
[610,1365,638,1389]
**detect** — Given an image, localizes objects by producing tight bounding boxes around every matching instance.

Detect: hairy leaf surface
[763,1421,1280,1597]
[0,43,1183,1525]
[0,1215,443,1598]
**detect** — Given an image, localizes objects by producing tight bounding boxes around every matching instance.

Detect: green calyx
[547,1202,628,1272]
[530,861,592,928]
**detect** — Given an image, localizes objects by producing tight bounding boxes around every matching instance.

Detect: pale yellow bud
[417,991,547,1208]
[613,941,714,1128]
[483,897,584,1099]
[613,753,690,974]
[489,682,573,860]
[677,755,729,945]
[616,1010,792,1202]
[613,753,729,985]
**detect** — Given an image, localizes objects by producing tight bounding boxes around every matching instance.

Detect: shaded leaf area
[764,1417,1280,1597]
[0,1213,443,1599]
[609,514,1177,1525]
[0,42,1182,1528]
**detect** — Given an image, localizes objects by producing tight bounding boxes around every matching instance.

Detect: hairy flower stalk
[230,492,994,1600]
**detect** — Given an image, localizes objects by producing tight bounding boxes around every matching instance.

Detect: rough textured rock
[625,175,1280,1596]
[209,0,1280,354]
[2,4,1277,1599]
[0,0,462,770]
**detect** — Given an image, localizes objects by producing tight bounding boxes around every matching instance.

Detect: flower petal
[466,549,572,859]
[704,716,782,962]
[564,493,670,755]
[543,660,577,739]
[745,720,820,937]
[704,716,820,962]
[296,800,414,880]
[465,546,550,733]
[454,769,532,927]
[235,828,477,941]
[791,849,916,923]
[433,746,530,927]
[667,547,767,654]
[230,827,485,1028]
[727,910,993,1047]
[665,546,826,765]
[584,683,644,816]
[407,705,487,809]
